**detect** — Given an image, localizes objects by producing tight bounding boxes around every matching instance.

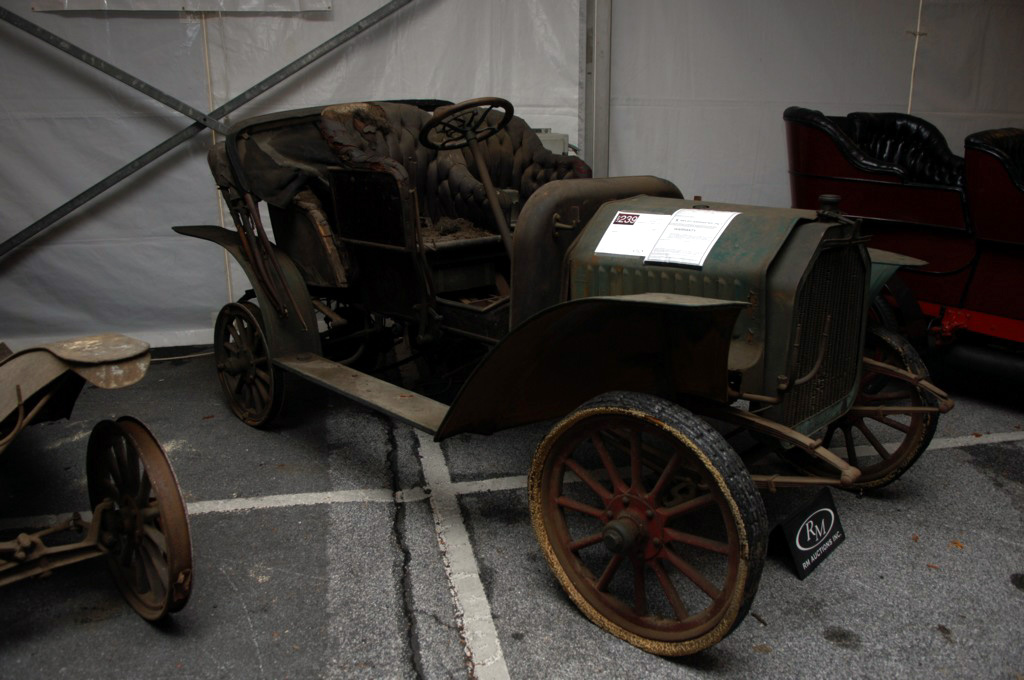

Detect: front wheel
[789,327,939,489]
[529,392,767,656]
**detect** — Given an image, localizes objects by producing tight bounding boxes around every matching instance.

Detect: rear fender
[436,293,746,439]
[173,225,320,358]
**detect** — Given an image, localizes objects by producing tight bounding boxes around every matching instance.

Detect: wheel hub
[604,494,666,560]
[221,349,255,377]
[602,517,642,553]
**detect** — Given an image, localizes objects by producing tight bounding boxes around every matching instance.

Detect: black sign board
[778,487,845,579]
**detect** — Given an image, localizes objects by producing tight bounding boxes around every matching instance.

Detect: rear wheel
[214,302,284,427]
[529,391,767,656]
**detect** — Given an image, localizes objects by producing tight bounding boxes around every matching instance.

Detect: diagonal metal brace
[0,0,414,261]
[0,6,227,134]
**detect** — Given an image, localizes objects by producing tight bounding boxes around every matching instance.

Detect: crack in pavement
[385,419,427,679]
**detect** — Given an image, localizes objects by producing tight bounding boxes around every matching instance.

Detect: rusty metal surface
[0,338,192,620]
[0,508,108,587]
[436,293,745,439]
[1,351,74,437]
[766,232,868,434]
[2,334,153,452]
[70,358,150,392]
[859,355,954,411]
[275,353,448,433]
[566,195,873,436]
[1,416,193,621]
[704,404,862,486]
[509,176,683,328]
[38,333,149,365]
[568,197,814,384]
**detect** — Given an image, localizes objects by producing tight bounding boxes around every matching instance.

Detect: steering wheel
[419,97,514,151]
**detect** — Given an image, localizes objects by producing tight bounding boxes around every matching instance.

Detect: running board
[275,354,448,434]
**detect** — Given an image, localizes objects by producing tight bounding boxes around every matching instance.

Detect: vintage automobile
[176,97,952,655]
[1,333,193,621]
[784,106,1024,347]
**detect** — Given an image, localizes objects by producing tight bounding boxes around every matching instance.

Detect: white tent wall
[0,2,223,350]
[604,0,1024,207]
[2,0,1022,350]
[0,0,580,350]
[911,1,1024,145]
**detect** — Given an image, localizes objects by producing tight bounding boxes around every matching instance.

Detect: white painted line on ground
[0,488,419,531]
[3,429,1021,533]
[852,429,1024,459]
[449,475,527,496]
[415,429,510,680]
[188,488,395,515]
[926,430,1024,451]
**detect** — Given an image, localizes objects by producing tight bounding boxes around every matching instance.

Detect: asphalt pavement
[1,350,1022,679]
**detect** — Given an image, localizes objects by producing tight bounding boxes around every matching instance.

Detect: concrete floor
[1,350,1022,679]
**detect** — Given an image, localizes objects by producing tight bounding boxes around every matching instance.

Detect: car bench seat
[316,101,590,232]
[783,106,967,229]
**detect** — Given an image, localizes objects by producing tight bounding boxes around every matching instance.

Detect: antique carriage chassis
[0,334,193,620]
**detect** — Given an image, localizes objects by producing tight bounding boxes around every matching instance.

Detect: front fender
[867,247,927,300]
[436,293,745,439]
[173,225,321,358]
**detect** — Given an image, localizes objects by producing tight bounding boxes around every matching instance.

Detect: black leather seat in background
[783,106,964,187]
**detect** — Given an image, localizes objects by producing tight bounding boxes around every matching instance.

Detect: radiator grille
[780,243,866,427]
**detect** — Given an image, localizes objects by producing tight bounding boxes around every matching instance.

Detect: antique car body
[0,333,193,620]
[784,106,1024,346]
[177,97,951,655]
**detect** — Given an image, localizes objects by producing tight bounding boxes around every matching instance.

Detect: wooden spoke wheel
[214,301,284,427]
[529,392,767,656]
[87,417,193,621]
[792,327,939,490]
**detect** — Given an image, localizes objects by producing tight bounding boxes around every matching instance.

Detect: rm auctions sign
[779,488,846,580]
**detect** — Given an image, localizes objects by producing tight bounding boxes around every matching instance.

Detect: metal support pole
[582,0,611,178]
[0,0,413,261]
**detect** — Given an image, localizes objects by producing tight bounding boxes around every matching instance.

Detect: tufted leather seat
[838,112,964,186]
[439,113,592,227]
[315,101,590,229]
[783,107,964,187]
